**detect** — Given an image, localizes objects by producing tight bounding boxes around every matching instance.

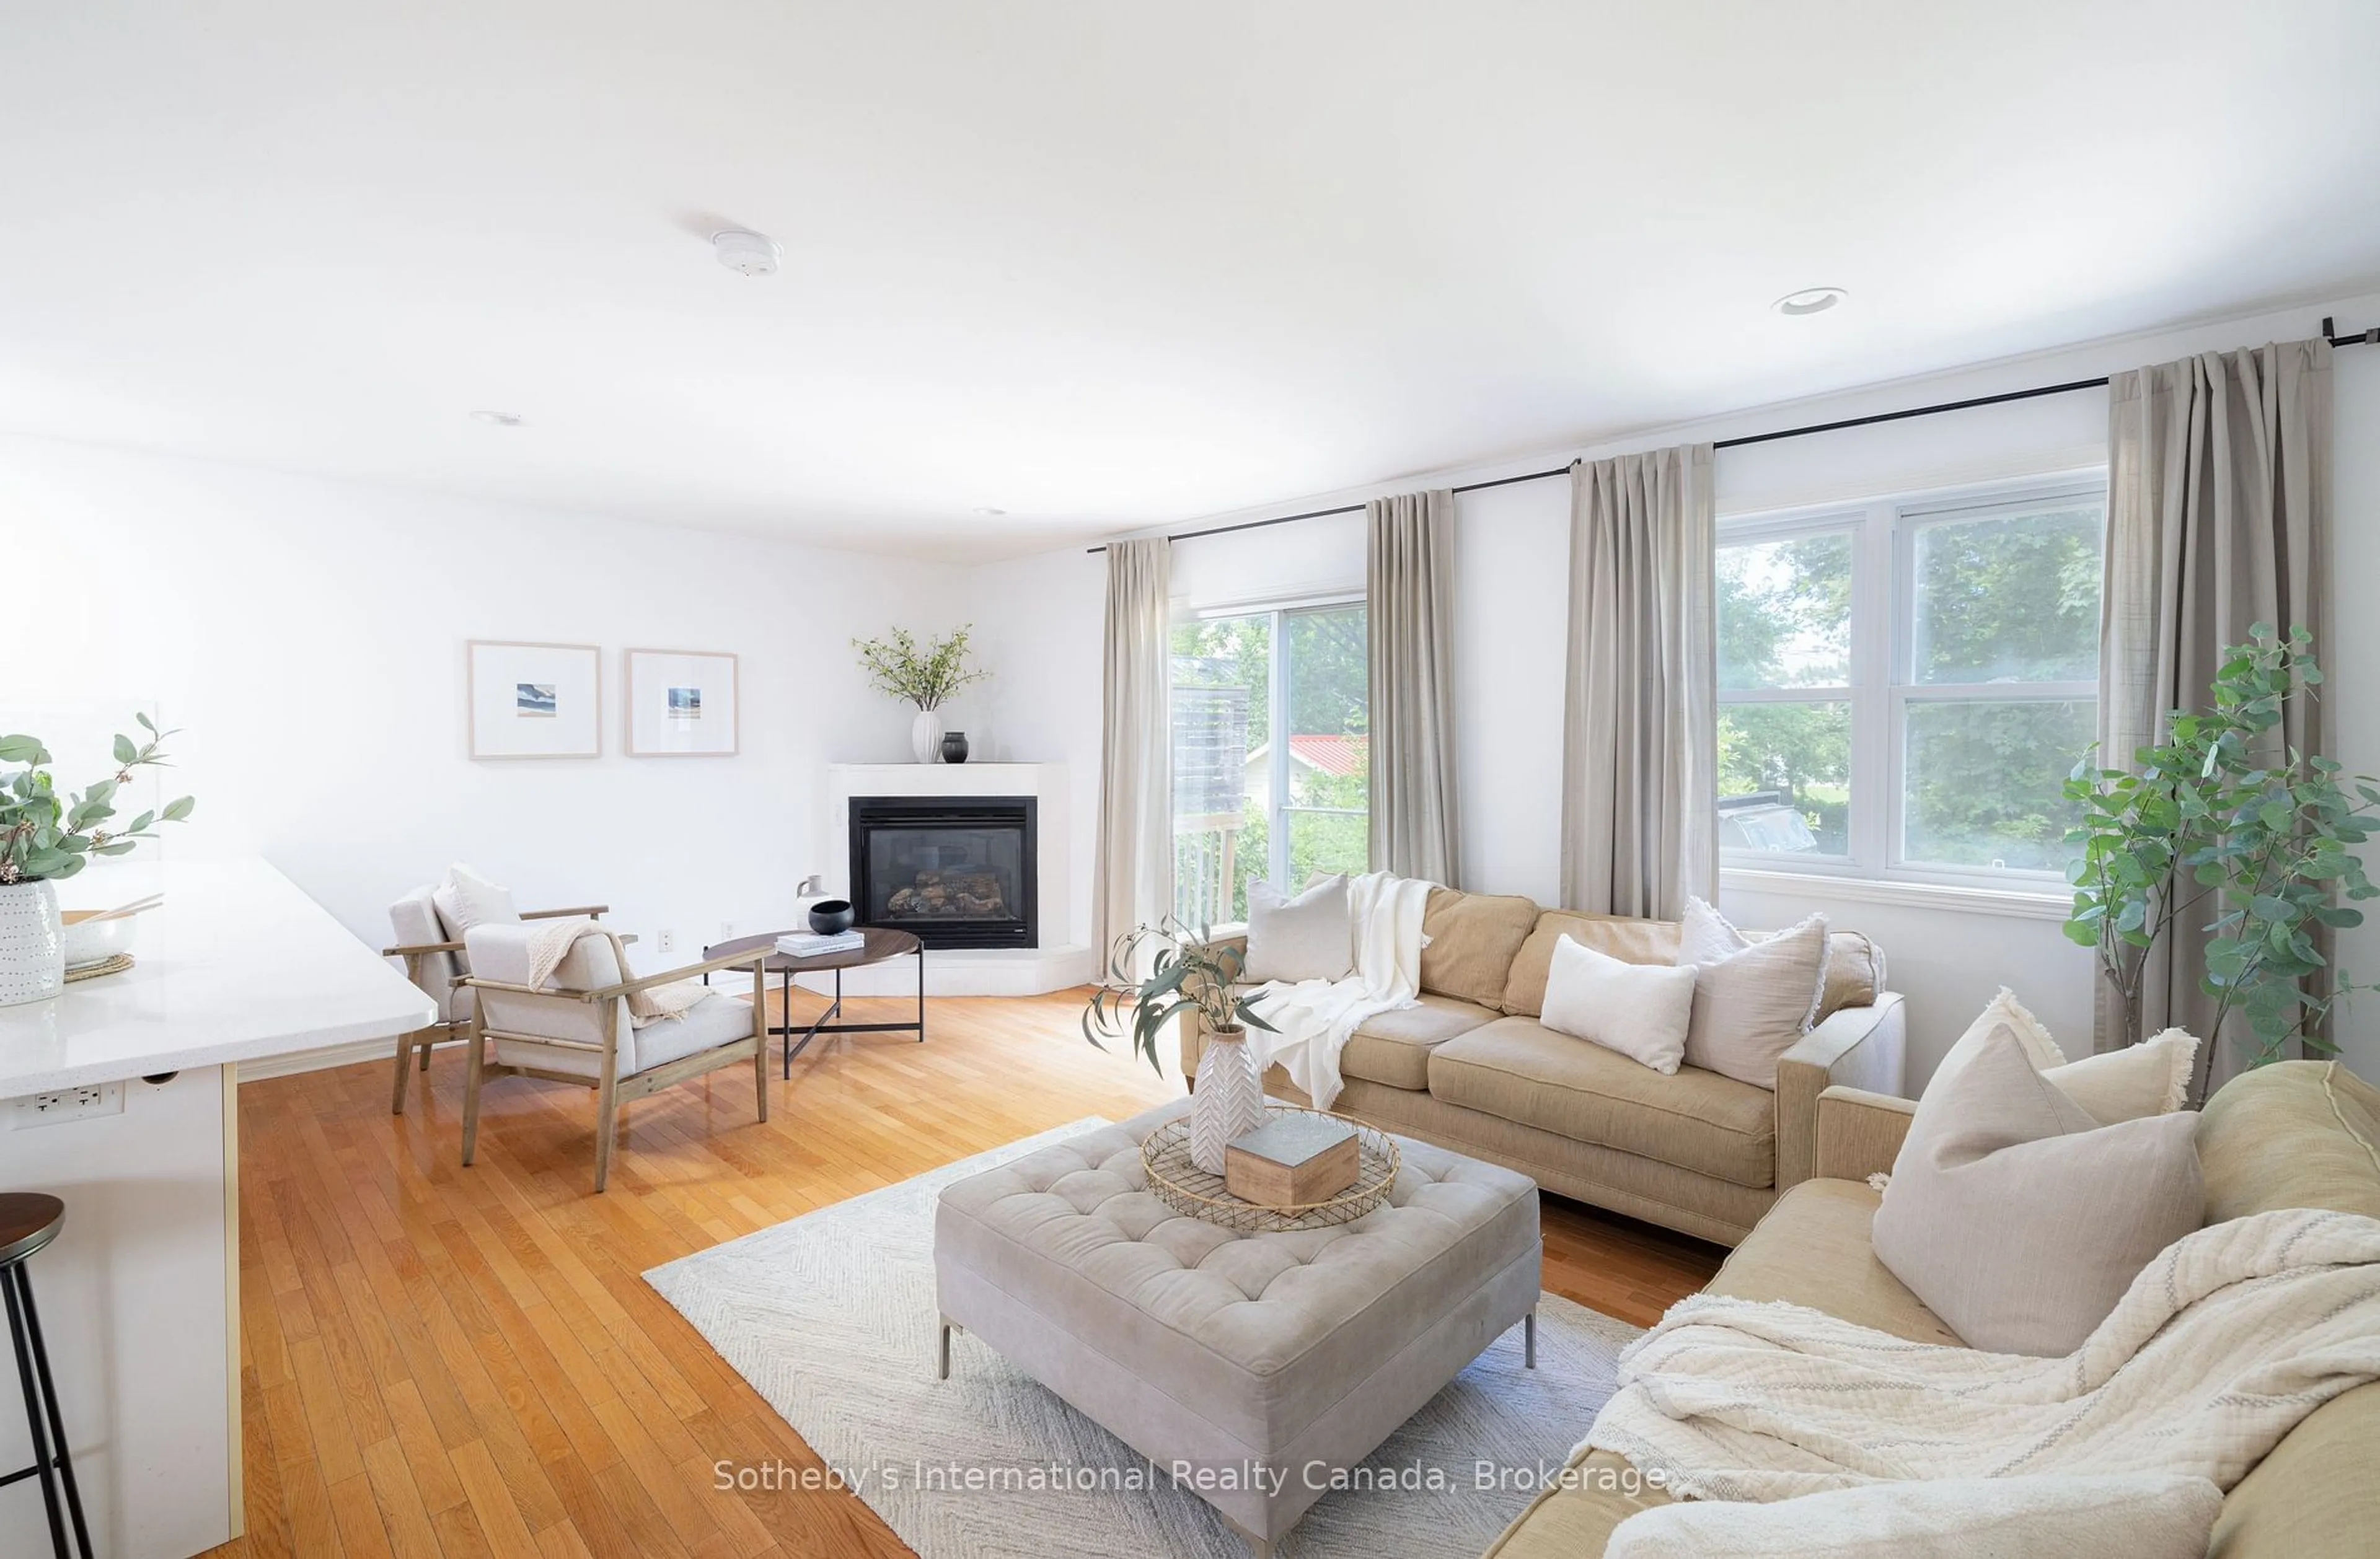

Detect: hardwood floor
[199,988,1723,1559]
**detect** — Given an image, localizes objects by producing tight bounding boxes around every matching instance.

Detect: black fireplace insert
[848,796,1038,950]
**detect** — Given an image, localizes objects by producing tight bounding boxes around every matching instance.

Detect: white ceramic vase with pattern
[910,708,945,764]
[0,879,65,1008]
[1191,1028,1266,1175]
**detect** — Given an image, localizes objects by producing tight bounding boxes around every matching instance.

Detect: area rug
[646,1119,1642,1558]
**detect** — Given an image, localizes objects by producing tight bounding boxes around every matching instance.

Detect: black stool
[1,1194,90,1559]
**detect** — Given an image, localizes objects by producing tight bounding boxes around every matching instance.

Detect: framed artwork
[625,648,739,757]
[467,640,602,758]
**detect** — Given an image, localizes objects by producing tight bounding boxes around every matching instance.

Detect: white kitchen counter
[0,856,432,1558]
[0,856,432,1097]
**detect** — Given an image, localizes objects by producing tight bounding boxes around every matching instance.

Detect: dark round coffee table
[703,927,925,1076]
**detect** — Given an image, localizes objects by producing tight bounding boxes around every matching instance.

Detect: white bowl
[60,912,139,968]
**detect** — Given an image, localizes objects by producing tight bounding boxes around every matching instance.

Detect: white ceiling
[7,2,2380,560]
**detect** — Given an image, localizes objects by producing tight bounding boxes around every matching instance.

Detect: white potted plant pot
[0,879,66,1007]
[910,708,945,764]
[1190,1027,1267,1175]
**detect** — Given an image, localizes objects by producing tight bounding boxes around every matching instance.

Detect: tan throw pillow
[1242,873,1353,984]
[1931,988,2198,1125]
[1417,888,1541,1008]
[1540,934,1698,1074]
[1606,1473,2223,1559]
[1874,1024,2202,1356]
[1677,898,1827,1089]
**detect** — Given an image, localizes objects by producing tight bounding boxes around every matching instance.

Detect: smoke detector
[713,229,782,277]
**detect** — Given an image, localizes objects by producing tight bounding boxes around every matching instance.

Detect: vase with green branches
[1082,918,1278,1172]
[1,714,196,1004]
[2064,625,2377,1073]
[852,625,992,762]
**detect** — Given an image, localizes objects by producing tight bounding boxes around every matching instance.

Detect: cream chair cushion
[389,886,464,999]
[468,925,754,1079]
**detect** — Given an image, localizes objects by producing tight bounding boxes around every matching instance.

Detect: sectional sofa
[1181,887,1905,1247]
[1482,1060,2380,1558]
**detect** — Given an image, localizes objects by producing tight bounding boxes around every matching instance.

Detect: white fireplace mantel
[822,763,1090,995]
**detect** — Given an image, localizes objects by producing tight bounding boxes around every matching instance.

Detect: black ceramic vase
[940,731,970,763]
[807,898,857,935]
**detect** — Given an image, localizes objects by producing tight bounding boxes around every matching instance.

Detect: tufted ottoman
[933,1098,1541,1556]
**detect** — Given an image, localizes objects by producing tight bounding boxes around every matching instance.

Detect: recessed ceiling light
[713,229,782,277]
[470,410,524,426]
[1773,286,1848,317]
[972,506,1007,517]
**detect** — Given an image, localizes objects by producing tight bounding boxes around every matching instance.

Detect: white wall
[1,434,967,957]
[11,287,2378,1087]
[985,290,2380,1089]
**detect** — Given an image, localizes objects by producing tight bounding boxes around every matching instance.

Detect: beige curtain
[2099,338,2333,1076]
[1559,444,1717,918]
[1366,489,1462,886]
[1093,537,1173,968]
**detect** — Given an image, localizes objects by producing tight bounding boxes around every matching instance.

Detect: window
[1716,480,2104,886]
[1170,602,1368,924]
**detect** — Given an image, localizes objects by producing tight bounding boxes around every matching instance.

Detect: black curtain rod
[1084,318,2377,554]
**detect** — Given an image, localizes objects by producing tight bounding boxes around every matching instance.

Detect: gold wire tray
[1140,1105,1401,1232]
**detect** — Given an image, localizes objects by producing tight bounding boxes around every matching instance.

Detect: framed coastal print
[467,640,602,758]
[625,648,739,757]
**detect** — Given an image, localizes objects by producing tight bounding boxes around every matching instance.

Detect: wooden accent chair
[457,936,769,1192]
[381,889,615,1114]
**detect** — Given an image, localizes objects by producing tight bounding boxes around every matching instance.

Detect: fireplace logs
[885,870,1010,919]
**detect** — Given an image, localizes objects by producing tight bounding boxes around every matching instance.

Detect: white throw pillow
[1930,988,2198,1124]
[1677,898,1828,1089]
[1242,874,1354,984]
[431,862,520,941]
[1540,934,1698,1074]
[1605,1473,2223,1559]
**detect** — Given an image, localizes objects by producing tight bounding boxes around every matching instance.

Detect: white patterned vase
[910,708,945,764]
[1191,1029,1267,1175]
[0,879,65,1008]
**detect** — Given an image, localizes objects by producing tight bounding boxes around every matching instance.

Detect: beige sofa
[1483,1059,2380,1559]
[1181,887,1905,1247]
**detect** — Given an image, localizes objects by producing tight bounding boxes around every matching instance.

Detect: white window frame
[1179,592,1368,898]
[1717,472,2106,893]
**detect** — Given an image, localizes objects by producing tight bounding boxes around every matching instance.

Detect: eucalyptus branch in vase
[853,624,992,762]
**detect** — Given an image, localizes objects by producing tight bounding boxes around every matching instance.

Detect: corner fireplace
[849,796,1038,950]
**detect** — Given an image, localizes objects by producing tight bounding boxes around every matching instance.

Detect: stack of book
[775,929,866,958]
[1224,1113,1359,1209]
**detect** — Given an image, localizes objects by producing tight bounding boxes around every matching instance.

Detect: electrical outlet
[658,927,677,955]
[718,920,736,941]
[12,1081,125,1128]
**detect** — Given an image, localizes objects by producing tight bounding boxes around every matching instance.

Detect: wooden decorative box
[1224,1113,1359,1208]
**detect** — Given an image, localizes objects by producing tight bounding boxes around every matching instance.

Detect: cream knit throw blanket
[1584,1207,2380,1503]
[506,919,707,1028]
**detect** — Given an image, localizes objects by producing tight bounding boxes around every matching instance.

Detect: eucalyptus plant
[1082,917,1277,1075]
[2063,625,2376,1066]
[851,625,990,710]
[1,714,196,884]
